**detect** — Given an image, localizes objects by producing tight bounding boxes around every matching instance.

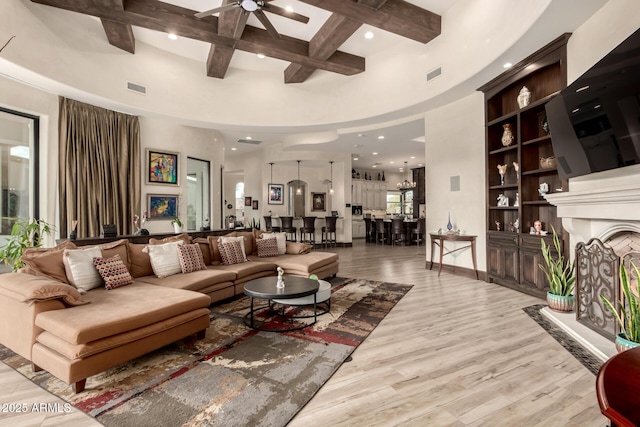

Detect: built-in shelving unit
[478,34,570,298]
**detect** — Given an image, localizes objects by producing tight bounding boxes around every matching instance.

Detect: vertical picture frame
[268,183,284,205]
[312,192,326,211]
[146,149,179,185]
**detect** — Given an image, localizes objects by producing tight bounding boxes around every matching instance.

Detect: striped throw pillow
[217,240,247,265]
[177,243,207,273]
[93,254,133,290]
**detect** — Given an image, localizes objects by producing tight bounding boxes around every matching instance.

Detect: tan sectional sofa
[0,229,338,393]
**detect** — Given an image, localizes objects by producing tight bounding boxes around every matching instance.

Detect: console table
[429,233,478,279]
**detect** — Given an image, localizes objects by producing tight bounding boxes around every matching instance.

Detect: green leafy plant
[171,217,182,227]
[0,218,52,271]
[601,263,640,344]
[249,218,261,230]
[539,226,575,296]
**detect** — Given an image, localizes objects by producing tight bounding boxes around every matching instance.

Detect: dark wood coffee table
[243,276,319,331]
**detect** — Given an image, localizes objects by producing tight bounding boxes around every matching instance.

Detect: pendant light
[268,162,275,199]
[296,160,302,195]
[329,161,334,195]
[397,161,417,191]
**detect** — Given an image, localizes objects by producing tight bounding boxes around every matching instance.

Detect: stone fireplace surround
[542,164,640,361]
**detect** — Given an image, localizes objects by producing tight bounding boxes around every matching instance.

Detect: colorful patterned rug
[0,277,412,426]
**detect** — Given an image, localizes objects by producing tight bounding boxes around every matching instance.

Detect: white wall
[424,92,486,271]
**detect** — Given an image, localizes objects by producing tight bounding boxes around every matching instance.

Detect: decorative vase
[382,171,385,181]
[517,86,531,108]
[446,213,453,231]
[615,333,640,353]
[546,292,574,312]
[173,223,181,234]
[501,124,514,147]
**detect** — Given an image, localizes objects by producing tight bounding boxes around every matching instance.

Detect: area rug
[523,304,603,375]
[0,277,412,426]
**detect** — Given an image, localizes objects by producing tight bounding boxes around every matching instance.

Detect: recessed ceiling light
[372,152,378,155]
[257,53,266,59]
[377,135,385,140]
[364,31,374,39]
[246,136,252,140]
[231,147,237,151]
[418,163,423,167]
[390,161,395,164]
[357,133,364,137]
[372,165,377,168]
[353,144,362,148]
[503,62,513,69]
[410,156,415,159]
[168,33,178,40]
[285,5,294,12]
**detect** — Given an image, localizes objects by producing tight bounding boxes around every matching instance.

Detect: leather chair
[375,218,386,245]
[364,218,373,242]
[300,216,317,246]
[322,216,338,248]
[390,218,405,246]
[412,218,426,246]
[280,216,297,241]
[263,216,280,232]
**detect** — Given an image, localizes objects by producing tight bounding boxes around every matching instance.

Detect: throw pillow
[149,233,193,245]
[177,243,207,273]
[93,254,133,290]
[256,237,280,257]
[127,243,154,278]
[142,241,183,278]
[98,239,131,270]
[218,236,247,262]
[261,232,286,255]
[206,236,222,265]
[21,240,77,284]
[193,238,212,265]
[62,246,103,292]
[217,240,247,265]
[285,242,313,255]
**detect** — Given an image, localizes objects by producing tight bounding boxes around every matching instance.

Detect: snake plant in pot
[600,263,640,352]
[539,227,575,312]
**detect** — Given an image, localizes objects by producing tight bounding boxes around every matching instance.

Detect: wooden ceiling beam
[297,0,441,44]
[206,1,249,78]
[30,0,365,77]
[101,19,135,53]
[285,0,387,84]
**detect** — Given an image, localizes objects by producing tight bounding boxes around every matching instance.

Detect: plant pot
[173,223,181,234]
[546,292,574,312]
[615,333,640,353]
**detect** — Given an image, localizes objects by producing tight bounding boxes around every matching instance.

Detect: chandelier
[397,161,416,190]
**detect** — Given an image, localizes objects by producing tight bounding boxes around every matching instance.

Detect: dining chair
[412,218,426,246]
[300,216,317,246]
[280,216,297,241]
[375,218,386,245]
[322,216,338,248]
[391,218,404,246]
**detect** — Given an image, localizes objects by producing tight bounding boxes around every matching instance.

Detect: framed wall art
[244,196,252,207]
[312,192,326,212]
[147,194,179,220]
[268,183,284,205]
[147,149,179,185]
[252,200,259,210]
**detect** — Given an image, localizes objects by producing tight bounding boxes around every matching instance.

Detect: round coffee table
[243,276,319,331]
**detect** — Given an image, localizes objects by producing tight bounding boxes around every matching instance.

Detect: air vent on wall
[426,66,442,82]
[237,139,262,145]
[127,81,147,95]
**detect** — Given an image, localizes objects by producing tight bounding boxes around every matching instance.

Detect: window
[386,191,401,214]
[0,107,39,236]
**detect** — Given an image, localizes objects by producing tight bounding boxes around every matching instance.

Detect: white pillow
[143,241,183,278]
[218,236,247,261]
[63,246,103,292]
[261,232,286,255]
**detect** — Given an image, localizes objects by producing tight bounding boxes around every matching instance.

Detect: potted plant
[0,218,52,271]
[539,226,575,312]
[601,263,640,352]
[171,217,182,234]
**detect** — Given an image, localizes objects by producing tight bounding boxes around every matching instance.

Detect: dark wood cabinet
[412,167,425,216]
[479,34,570,299]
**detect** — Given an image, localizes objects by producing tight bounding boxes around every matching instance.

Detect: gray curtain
[59,97,140,238]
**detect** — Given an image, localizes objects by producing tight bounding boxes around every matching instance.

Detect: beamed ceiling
[30,0,441,83]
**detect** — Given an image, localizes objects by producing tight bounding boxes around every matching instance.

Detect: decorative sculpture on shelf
[514,192,519,207]
[530,219,547,235]
[501,124,514,147]
[512,161,519,180]
[538,182,549,199]
[495,220,501,231]
[517,86,531,108]
[276,266,285,288]
[497,164,507,185]
[497,193,509,207]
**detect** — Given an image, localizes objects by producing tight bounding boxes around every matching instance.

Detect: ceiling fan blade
[195,3,239,18]
[262,4,310,24]
[253,9,280,39]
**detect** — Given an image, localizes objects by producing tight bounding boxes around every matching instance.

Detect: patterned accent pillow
[177,243,207,273]
[217,240,247,265]
[256,237,280,257]
[93,254,133,290]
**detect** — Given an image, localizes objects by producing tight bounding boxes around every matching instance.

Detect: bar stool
[263,216,281,232]
[300,216,317,246]
[364,218,372,242]
[412,218,426,246]
[375,218,386,245]
[391,218,404,246]
[280,216,297,241]
[322,216,338,248]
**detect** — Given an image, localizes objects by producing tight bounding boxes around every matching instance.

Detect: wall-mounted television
[545,27,640,180]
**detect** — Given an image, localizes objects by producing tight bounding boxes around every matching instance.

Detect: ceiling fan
[195,1,309,39]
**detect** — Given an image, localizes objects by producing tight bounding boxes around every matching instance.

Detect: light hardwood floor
[0,240,607,426]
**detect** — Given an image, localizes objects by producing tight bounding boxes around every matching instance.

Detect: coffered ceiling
[31,0,442,83]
